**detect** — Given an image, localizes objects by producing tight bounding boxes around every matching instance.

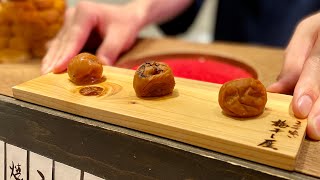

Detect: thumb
[292,44,320,140]
[267,13,320,94]
[267,75,296,95]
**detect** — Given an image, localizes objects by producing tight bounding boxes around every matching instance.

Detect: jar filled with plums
[0,0,65,63]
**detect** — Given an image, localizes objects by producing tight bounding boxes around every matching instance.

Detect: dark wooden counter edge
[0,94,317,180]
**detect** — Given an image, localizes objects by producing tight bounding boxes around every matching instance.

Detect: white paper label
[0,141,4,180]
[55,162,81,180]
[6,144,27,180]
[29,152,53,180]
[84,172,104,180]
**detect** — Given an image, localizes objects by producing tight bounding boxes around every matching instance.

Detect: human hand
[41,1,145,74]
[267,13,320,140]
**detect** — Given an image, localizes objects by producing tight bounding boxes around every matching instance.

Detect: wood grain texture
[12,66,306,170]
[118,39,320,177]
[1,95,298,179]
[296,140,320,177]
[0,38,319,177]
[0,62,40,96]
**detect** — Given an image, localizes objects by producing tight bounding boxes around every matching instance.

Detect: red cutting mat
[132,57,253,84]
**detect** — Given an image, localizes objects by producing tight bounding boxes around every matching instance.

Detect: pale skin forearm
[42,0,194,74]
[127,0,194,26]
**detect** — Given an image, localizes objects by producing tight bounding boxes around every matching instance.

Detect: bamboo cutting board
[12,66,307,170]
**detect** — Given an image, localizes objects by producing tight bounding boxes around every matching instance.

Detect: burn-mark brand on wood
[288,121,302,138]
[258,119,288,150]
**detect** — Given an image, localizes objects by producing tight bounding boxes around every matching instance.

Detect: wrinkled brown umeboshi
[133,61,175,97]
[67,53,103,85]
[218,78,267,117]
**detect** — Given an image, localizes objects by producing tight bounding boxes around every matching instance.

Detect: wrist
[126,0,193,28]
[124,0,152,31]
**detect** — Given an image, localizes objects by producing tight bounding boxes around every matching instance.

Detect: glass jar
[0,0,65,63]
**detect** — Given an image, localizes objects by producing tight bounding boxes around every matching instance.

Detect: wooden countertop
[0,38,319,177]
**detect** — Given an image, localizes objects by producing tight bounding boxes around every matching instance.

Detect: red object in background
[133,57,254,84]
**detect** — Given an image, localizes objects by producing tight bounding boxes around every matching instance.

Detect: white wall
[67,0,217,43]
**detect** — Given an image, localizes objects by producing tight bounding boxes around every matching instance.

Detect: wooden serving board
[12,66,307,170]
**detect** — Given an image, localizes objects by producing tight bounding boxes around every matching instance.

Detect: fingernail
[41,67,46,74]
[43,64,55,74]
[43,66,51,74]
[98,55,111,65]
[297,95,313,118]
[266,82,278,92]
[41,67,49,74]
